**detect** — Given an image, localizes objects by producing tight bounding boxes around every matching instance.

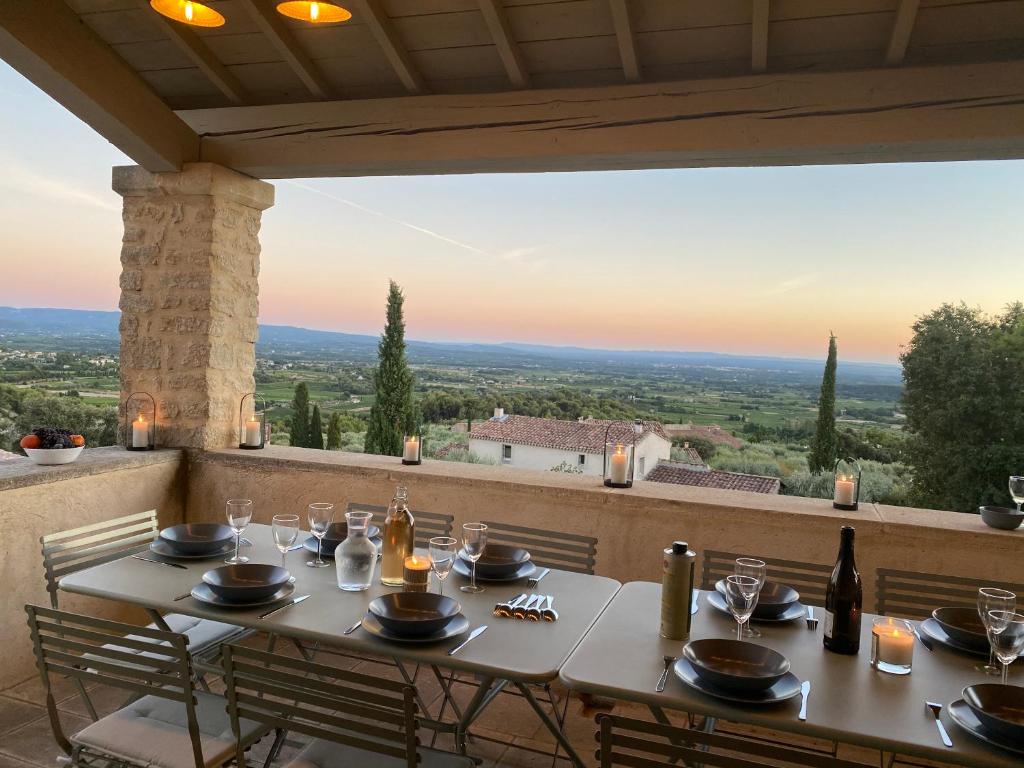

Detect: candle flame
[614,443,625,455]
[135,415,146,425]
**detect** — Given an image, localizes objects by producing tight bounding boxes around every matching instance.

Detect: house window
[578,454,586,467]
[502,444,512,462]
[638,456,646,478]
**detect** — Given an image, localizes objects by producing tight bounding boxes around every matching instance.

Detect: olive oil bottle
[380,486,415,586]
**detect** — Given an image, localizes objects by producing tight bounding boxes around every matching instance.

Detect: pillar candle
[872,618,914,670]
[835,476,856,506]
[403,555,431,592]
[132,416,148,448]
[244,418,262,447]
[403,435,419,462]
[609,444,629,485]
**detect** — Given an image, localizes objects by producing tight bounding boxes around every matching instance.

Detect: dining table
[57,522,621,768]
[558,581,1022,768]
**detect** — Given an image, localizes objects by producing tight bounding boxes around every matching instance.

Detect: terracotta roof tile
[470,415,668,455]
[646,460,780,494]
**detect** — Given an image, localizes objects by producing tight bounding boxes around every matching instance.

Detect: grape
[32,427,74,449]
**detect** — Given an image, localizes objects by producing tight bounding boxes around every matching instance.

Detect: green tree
[808,334,838,473]
[309,403,324,449]
[901,302,1024,512]
[364,281,415,456]
[326,412,343,450]
[289,382,310,447]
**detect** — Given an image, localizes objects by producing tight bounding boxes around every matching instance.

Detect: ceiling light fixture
[150,0,226,27]
[276,1,352,24]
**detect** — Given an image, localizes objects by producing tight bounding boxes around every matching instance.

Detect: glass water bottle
[336,511,377,591]
[380,486,415,586]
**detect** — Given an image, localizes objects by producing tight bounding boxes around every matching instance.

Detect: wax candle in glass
[402,434,421,464]
[132,415,148,448]
[871,617,914,674]
[244,418,262,447]
[403,554,431,592]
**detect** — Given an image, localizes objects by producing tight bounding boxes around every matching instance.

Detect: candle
[132,415,148,448]
[403,435,419,462]
[871,617,914,674]
[244,418,262,447]
[403,554,431,592]
[609,444,629,485]
[834,475,856,507]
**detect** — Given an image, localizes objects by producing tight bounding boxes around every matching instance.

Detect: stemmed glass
[272,514,299,583]
[724,575,759,641]
[735,558,766,638]
[224,499,253,564]
[429,536,458,596]
[1010,476,1024,512]
[987,611,1024,685]
[460,523,488,594]
[306,502,334,569]
[978,588,1016,675]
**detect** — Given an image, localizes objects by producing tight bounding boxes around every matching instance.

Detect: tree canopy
[808,334,838,473]
[289,382,310,447]
[364,281,416,456]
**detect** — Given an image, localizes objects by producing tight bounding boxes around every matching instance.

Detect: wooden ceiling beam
[886,0,920,66]
[353,0,425,94]
[751,0,770,73]
[608,0,641,82]
[0,0,197,172]
[237,0,333,99]
[478,0,530,89]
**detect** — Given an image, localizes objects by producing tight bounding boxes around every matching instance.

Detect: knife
[130,554,187,570]
[914,625,934,651]
[258,594,310,620]
[343,618,363,635]
[448,626,487,656]
[798,680,811,721]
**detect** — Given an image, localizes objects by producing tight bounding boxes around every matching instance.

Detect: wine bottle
[380,486,415,587]
[823,525,862,654]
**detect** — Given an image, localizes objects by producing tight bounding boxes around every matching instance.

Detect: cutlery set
[493,593,558,622]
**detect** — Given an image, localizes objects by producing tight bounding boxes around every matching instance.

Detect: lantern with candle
[833,458,862,511]
[238,393,267,449]
[603,419,643,488]
[871,616,915,674]
[123,392,155,451]
[402,430,422,465]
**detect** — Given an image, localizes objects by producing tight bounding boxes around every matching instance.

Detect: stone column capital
[112,162,274,211]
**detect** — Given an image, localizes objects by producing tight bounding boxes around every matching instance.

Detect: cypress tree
[326,412,342,450]
[289,382,310,447]
[309,404,324,449]
[364,281,415,456]
[808,333,839,473]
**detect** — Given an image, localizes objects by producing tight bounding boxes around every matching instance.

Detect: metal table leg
[514,682,586,768]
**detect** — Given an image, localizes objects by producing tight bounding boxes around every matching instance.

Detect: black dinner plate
[714,579,801,620]
[963,684,1024,743]
[158,523,234,555]
[683,639,790,693]
[932,607,989,652]
[303,535,382,558]
[452,557,536,583]
[707,590,806,623]
[149,539,234,560]
[919,618,990,658]
[948,699,1024,758]
[368,592,462,637]
[672,657,801,704]
[202,563,290,602]
[459,544,531,579]
[361,612,470,644]
[190,582,295,608]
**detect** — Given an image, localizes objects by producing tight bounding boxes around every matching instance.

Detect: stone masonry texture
[113,163,274,449]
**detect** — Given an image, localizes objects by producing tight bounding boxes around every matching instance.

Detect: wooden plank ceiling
[65,0,1024,110]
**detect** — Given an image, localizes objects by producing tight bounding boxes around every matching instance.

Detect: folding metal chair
[876,567,1024,620]
[346,501,455,547]
[701,549,832,607]
[25,604,276,768]
[481,520,598,575]
[222,643,474,768]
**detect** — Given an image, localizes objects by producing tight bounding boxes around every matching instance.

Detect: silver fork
[805,605,819,630]
[925,701,953,748]
[656,655,676,692]
[527,568,550,588]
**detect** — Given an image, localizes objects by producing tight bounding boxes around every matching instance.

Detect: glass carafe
[381,486,415,586]
[336,511,377,591]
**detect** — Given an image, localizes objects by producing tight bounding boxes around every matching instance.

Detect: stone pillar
[113,163,274,449]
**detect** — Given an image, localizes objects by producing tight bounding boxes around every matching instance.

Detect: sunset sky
[1,61,1022,364]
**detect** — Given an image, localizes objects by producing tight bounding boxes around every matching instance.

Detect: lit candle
[834,475,856,507]
[871,617,914,674]
[403,435,419,462]
[403,554,431,592]
[132,415,148,448]
[244,417,262,447]
[609,444,628,485]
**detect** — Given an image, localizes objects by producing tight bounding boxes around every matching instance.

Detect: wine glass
[978,587,1016,675]
[987,611,1024,685]
[224,499,253,564]
[429,536,458,596]
[735,558,766,638]
[272,514,299,583]
[1010,476,1024,512]
[460,523,488,594]
[306,502,334,569]
[724,575,759,641]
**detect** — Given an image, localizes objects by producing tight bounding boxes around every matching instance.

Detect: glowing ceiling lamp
[150,0,226,27]
[276,1,352,24]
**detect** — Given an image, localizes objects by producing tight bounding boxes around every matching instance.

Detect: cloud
[760,274,818,296]
[0,161,119,212]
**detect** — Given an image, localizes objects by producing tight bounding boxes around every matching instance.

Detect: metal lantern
[239,393,267,449]
[603,420,641,488]
[402,430,422,465]
[833,457,862,511]
[123,392,155,451]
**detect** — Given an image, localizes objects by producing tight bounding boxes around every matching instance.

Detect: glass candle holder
[871,617,914,675]
[402,433,422,465]
[403,554,431,592]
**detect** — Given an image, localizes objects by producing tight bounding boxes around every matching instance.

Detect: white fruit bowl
[24,446,84,465]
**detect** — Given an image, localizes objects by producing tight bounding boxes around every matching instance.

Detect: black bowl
[714,579,800,619]
[461,544,531,579]
[368,593,462,638]
[980,506,1024,531]
[159,523,234,555]
[682,639,790,693]
[933,607,989,651]
[964,684,1024,743]
[202,564,290,603]
[317,521,381,555]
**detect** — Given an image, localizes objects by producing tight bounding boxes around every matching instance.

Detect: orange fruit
[20,435,41,449]
[71,435,86,447]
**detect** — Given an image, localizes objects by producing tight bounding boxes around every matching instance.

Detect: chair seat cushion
[286,737,475,768]
[72,691,266,768]
[155,614,247,654]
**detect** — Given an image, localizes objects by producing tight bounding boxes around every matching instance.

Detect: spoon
[513,594,541,620]
[526,595,545,621]
[541,595,559,622]
[494,593,528,618]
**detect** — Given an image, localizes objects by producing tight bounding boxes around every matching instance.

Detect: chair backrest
[40,510,159,609]
[596,712,871,768]
[346,502,454,548]
[480,521,598,574]
[25,604,202,767]
[876,568,1024,620]
[700,549,832,608]
[222,644,418,768]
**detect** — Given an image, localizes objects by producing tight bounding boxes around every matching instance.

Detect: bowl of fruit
[20,428,86,465]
